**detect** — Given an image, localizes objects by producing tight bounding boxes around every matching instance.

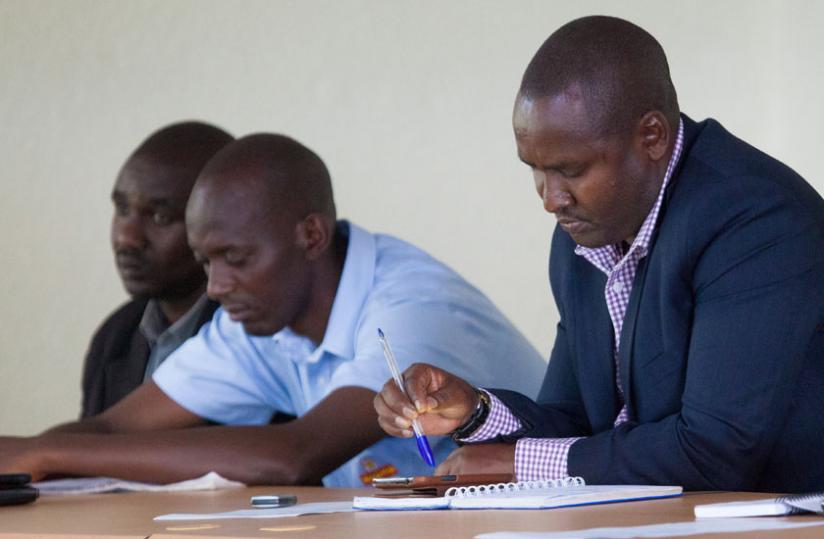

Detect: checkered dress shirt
[462,120,685,480]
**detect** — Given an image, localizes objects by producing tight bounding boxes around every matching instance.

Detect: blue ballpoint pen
[377,328,437,467]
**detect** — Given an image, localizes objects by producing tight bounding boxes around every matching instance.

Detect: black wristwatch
[450,388,491,442]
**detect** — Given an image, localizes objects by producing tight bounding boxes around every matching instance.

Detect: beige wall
[1,0,822,435]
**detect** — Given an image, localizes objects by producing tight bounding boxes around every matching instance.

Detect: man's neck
[156,283,207,325]
[289,232,348,345]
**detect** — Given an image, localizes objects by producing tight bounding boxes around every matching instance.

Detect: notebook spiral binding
[445,475,585,498]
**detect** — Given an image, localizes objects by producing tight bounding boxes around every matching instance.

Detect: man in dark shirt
[81,121,232,417]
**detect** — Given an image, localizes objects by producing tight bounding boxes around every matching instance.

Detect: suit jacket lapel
[617,254,652,419]
[616,115,701,416]
[575,264,620,432]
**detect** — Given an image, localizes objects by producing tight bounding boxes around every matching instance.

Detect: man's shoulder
[342,221,456,291]
[370,231,471,292]
[677,117,822,210]
[660,116,823,247]
[83,300,148,388]
[338,223,485,324]
[91,298,149,342]
[372,230,443,266]
[362,228,530,336]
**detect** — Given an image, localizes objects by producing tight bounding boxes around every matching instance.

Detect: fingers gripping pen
[377,328,436,467]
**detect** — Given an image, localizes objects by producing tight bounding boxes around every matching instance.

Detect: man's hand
[435,444,516,476]
[373,363,478,437]
[0,436,45,481]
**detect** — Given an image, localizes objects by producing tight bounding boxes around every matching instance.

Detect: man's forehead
[515,101,612,171]
[196,164,293,216]
[114,155,197,201]
[514,88,591,135]
[186,199,249,247]
[188,179,270,232]
[186,196,274,257]
[188,219,250,249]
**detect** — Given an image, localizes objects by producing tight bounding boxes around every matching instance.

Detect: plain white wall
[1,0,822,435]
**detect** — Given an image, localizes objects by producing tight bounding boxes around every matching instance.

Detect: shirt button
[611,282,624,293]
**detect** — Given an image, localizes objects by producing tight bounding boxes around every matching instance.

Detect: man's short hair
[131,121,234,171]
[520,16,680,137]
[197,133,336,222]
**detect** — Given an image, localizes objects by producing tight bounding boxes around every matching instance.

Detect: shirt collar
[271,220,376,363]
[575,118,685,264]
[138,299,167,345]
[139,293,211,346]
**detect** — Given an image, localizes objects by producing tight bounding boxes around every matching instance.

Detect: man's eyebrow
[518,155,577,171]
[109,192,183,211]
[547,160,576,170]
[144,197,178,208]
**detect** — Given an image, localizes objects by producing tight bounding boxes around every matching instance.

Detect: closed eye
[225,250,249,267]
[558,166,584,179]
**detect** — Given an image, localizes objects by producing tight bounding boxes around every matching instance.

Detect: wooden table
[2,487,823,539]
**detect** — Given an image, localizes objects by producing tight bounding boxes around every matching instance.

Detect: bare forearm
[43,418,113,435]
[16,387,384,486]
[32,425,328,485]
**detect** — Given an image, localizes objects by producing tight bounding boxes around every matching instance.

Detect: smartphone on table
[0,473,39,507]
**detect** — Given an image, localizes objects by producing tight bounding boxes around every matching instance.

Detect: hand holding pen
[373,335,481,446]
[377,329,437,467]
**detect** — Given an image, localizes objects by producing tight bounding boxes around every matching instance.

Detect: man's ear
[295,213,333,261]
[637,110,671,162]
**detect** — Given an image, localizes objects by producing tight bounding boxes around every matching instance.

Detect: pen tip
[377,328,384,339]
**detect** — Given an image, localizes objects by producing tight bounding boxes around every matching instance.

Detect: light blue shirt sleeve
[153,309,295,425]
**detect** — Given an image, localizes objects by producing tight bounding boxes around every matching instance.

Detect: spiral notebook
[353,476,682,510]
[695,491,824,518]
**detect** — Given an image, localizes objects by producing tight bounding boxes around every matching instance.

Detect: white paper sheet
[33,471,244,495]
[475,518,824,538]
[154,501,356,521]
[353,495,450,510]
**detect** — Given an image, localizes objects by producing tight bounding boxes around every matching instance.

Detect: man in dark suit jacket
[374,16,824,492]
[81,122,230,417]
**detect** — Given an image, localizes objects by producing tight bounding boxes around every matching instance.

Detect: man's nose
[536,172,572,214]
[112,213,146,250]
[206,264,235,300]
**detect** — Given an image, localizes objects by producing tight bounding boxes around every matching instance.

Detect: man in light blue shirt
[154,220,543,487]
[0,133,544,487]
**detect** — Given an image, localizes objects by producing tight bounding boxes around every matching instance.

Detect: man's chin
[240,320,280,337]
[566,226,622,249]
[569,232,609,249]
[122,280,161,299]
